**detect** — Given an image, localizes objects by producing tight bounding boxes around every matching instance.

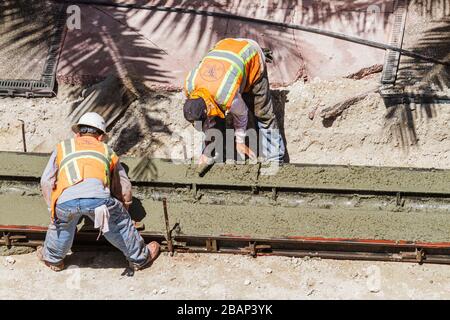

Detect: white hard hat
[72,112,107,134]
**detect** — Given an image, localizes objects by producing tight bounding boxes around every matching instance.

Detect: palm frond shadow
[0,1,61,80]
[3,0,448,158]
[384,0,450,149]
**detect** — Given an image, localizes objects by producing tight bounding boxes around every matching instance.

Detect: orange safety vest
[184,38,263,114]
[50,136,119,219]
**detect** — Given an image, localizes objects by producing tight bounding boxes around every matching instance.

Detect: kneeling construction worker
[38,112,160,271]
[183,38,285,164]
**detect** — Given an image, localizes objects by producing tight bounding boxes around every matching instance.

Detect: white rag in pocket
[94,204,110,239]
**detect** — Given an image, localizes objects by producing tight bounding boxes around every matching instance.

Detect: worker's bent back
[50,136,118,219]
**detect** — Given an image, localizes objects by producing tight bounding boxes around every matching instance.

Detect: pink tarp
[57,0,395,88]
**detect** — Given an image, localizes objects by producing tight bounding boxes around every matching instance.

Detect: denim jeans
[43,197,149,267]
[243,70,285,163]
[259,127,286,163]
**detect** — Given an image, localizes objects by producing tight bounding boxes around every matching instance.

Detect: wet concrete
[130,186,450,242]
[138,199,450,242]
[0,176,50,228]
[259,164,450,194]
[1,174,450,243]
[2,152,449,194]
[0,152,49,178]
[1,152,449,242]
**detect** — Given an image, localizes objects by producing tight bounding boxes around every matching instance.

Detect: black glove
[262,47,274,63]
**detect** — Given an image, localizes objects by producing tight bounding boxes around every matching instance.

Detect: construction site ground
[1,74,449,168]
[1,57,449,302]
[2,250,450,300]
[1,0,450,300]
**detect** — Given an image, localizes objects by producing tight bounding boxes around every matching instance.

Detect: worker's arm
[229,94,256,159]
[198,117,216,165]
[40,150,58,209]
[110,161,133,210]
[199,94,255,164]
[230,93,248,144]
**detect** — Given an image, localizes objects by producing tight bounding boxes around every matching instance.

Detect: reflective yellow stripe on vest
[239,43,258,64]
[60,139,80,185]
[186,61,202,94]
[187,41,260,108]
[205,50,244,107]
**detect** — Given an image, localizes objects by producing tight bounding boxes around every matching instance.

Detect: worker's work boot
[132,241,160,271]
[36,246,65,272]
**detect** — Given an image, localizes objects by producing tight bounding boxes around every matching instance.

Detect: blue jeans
[43,198,149,267]
[243,69,286,163]
[259,127,286,163]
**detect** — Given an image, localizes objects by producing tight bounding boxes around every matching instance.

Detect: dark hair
[78,125,103,136]
[183,98,207,122]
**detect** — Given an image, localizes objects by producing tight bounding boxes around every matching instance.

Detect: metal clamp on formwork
[162,198,175,256]
[2,232,11,247]
[396,192,405,207]
[272,187,278,201]
[1,232,28,248]
[191,183,201,200]
[400,248,426,264]
[242,241,272,258]
[206,238,218,252]
[416,248,426,264]
[162,199,185,255]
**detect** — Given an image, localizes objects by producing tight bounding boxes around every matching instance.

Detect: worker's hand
[198,154,210,165]
[262,47,274,63]
[236,143,256,160]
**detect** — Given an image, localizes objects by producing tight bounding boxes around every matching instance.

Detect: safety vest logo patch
[200,60,225,82]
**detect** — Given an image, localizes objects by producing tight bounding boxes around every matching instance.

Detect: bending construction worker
[183,38,285,164]
[38,112,160,271]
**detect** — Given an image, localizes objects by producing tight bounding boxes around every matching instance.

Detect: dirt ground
[1,74,449,169]
[0,64,449,302]
[1,75,449,301]
[0,0,449,301]
[1,250,450,300]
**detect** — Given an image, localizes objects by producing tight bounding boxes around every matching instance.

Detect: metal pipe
[18,120,27,152]
[162,198,174,256]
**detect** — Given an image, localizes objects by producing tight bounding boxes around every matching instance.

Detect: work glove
[262,47,274,63]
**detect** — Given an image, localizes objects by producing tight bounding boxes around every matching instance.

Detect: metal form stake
[162,198,174,256]
[18,120,27,152]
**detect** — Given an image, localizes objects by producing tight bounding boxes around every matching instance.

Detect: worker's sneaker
[132,241,160,271]
[36,246,65,272]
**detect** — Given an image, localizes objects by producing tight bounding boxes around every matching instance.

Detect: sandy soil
[0,0,449,301]
[1,250,450,300]
[99,74,450,169]
[0,55,448,303]
[1,78,448,300]
[1,75,449,169]
[396,1,450,94]
[0,86,78,153]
